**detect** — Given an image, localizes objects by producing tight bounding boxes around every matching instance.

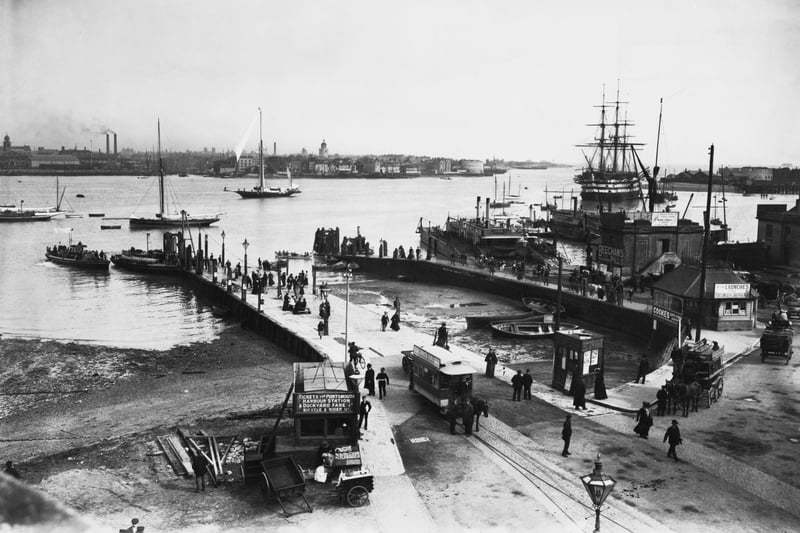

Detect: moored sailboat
[235,109,299,199]
[130,120,221,228]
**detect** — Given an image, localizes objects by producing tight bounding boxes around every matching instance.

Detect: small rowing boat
[465,310,551,329]
[101,225,122,230]
[88,213,105,217]
[490,321,581,339]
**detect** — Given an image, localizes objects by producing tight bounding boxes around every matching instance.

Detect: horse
[672,381,702,417]
[468,396,490,432]
[448,394,489,435]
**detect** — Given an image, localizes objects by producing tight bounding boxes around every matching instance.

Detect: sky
[2,0,799,168]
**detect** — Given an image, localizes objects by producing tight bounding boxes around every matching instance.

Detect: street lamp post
[581,454,617,532]
[221,230,226,268]
[242,238,249,302]
[344,266,352,364]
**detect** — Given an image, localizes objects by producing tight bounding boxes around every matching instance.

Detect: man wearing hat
[561,414,572,457]
[664,419,683,461]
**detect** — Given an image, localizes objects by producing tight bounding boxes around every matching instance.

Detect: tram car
[404,344,478,413]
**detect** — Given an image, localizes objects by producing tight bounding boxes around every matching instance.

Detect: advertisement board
[713,283,750,299]
[651,212,679,227]
[295,392,357,415]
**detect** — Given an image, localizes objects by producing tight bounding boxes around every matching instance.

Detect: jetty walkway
[182,250,792,532]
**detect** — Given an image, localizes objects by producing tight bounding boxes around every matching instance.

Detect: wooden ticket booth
[292,362,359,446]
[552,330,604,395]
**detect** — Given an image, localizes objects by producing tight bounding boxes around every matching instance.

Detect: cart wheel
[259,472,271,500]
[346,485,370,507]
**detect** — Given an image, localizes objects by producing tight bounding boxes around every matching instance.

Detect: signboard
[294,392,357,415]
[652,305,681,325]
[714,283,750,299]
[651,212,679,227]
[597,245,625,266]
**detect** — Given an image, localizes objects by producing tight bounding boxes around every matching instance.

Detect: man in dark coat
[364,363,375,396]
[189,449,209,492]
[511,370,523,401]
[484,348,498,377]
[358,397,372,432]
[561,414,572,456]
[522,369,533,400]
[390,312,400,331]
[462,401,475,436]
[636,354,651,384]
[664,419,683,461]
[434,322,449,349]
[656,385,668,416]
[376,367,390,399]
[572,378,587,410]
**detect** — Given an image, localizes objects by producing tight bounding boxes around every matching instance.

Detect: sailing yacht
[130,120,221,228]
[235,109,299,199]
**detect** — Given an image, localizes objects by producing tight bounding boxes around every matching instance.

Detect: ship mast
[157,119,165,217]
[598,86,607,174]
[653,98,663,180]
[612,84,621,173]
[258,107,264,190]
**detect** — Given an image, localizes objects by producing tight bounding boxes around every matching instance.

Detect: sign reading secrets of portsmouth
[295,392,357,415]
[713,283,750,299]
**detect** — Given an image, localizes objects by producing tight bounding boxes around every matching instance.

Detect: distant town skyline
[2,0,799,169]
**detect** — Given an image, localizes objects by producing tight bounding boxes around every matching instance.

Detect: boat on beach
[464,310,551,329]
[490,320,581,339]
[45,238,110,271]
[521,296,565,315]
[130,120,221,228]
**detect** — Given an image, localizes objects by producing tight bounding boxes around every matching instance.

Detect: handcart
[259,456,313,516]
[336,468,375,507]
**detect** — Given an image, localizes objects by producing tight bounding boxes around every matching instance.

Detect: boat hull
[129,215,219,228]
[465,311,550,329]
[490,321,580,339]
[110,253,184,274]
[45,253,110,270]
[235,189,296,198]
[521,297,565,315]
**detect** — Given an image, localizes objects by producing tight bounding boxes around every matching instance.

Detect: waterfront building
[318,139,329,158]
[460,159,485,176]
[652,265,756,333]
[756,198,800,267]
[30,153,80,169]
[592,211,705,278]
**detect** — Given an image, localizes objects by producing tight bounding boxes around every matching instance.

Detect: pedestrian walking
[656,385,668,416]
[189,449,209,492]
[434,322,449,349]
[376,367,389,399]
[634,401,653,438]
[317,320,324,339]
[511,370,523,401]
[572,378,587,410]
[393,296,401,316]
[522,369,533,400]
[561,414,572,456]
[381,311,389,331]
[484,348,498,377]
[390,312,400,331]
[636,354,650,384]
[664,419,683,461]
[364,363,376,396]
[3,460,21,479]
[358,397,372,431]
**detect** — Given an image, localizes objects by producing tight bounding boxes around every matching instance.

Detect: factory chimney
[273,142,276,156]
[106,134,110,155]
[114,133,117,155]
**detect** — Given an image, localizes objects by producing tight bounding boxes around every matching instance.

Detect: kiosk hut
[292,362,359,446]
[651,265,757,333]
[552,329,604,396]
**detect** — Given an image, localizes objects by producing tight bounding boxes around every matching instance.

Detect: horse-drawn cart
[760,325,793,365]
[669,339,725,414]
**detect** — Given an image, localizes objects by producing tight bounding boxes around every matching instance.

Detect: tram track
[455,418,668,533]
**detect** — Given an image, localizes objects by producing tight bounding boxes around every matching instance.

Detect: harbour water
[0,169,790,349]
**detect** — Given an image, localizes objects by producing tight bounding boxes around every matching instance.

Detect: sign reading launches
[713,283,750,299]
[295,392,357,414]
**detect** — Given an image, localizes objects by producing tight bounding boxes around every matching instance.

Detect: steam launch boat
[110,232,185,274]
[130,120,221,228]
[574,88,648,204]
[45,238,110,271]
[235,108,299,199]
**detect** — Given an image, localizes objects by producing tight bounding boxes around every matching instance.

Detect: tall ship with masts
[129,120,221,228]
[574,88,649,205]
